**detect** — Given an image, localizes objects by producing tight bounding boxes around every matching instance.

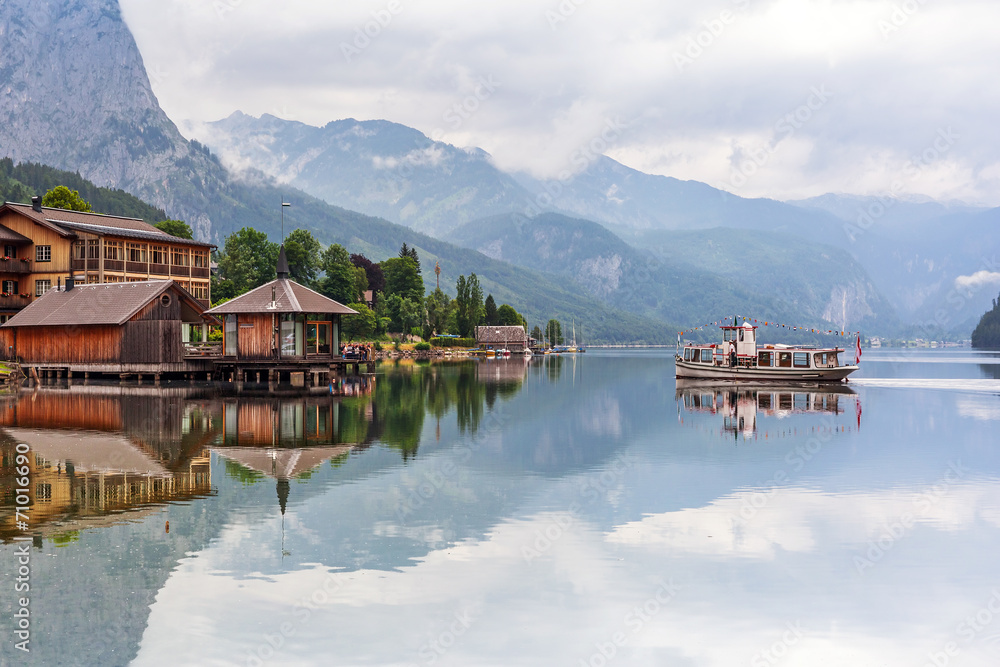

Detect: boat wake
[849,378,1000,394]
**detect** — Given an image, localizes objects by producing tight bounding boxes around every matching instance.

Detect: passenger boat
[675,321,858,381]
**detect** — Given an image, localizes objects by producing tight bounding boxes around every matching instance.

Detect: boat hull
[675,358,858,381]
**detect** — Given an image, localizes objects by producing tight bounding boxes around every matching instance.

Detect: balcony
[184,341,222,358]
[0,258,32,274]
[0,294,32,310]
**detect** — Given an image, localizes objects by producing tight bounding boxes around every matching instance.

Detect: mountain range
[2,0,995,339]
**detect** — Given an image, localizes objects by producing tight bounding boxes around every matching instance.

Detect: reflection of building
[676,381,858,439]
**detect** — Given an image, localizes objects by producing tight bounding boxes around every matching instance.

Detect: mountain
[190,112,534,237]
[451,212,896,332]
[0,0,683,343]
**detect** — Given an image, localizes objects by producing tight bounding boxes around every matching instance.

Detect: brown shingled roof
[1,280,213,328]
[0,202,214,247]
[475,325,528,344]
[0,223,32,244]
[207,279,357,315]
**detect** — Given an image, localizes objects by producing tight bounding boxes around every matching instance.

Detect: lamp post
[280,199,291,241]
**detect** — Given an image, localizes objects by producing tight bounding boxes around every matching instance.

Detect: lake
[2,348,1000,666]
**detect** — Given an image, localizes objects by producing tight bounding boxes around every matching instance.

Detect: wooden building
[0,198,214,321]
[0,279,218,376]
[206,248,356,372]
[476,325,530,353]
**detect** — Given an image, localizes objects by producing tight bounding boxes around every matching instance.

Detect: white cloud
[955,270,1000,291]
[119,0,1000,203]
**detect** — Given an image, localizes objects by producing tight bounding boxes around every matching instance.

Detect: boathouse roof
[475,325,529,343]
[1,280,212,328]
[206,278,358,315]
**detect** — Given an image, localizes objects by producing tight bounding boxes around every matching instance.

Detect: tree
[531,325,544,342]
[454,273,484,338]
[283,229,321,287]
[425,288,452,338]
[381,256,424,301]
[216,227,279,297]
[351,254,385,296]
[484,294,498,325]
[154,219,193,239]
[342,302,376,341]
[318,243,357,304]
[546,319,564,347]
[497,304,524,327]
[399,243,421,272]
[398,297,424,339]
[42,185,91,212]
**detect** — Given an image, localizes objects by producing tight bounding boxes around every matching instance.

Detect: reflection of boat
[676,321,858,381]
[676,380,857,437]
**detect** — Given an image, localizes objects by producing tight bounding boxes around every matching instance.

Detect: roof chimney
[31,196,42,213]
[276,245,290,280]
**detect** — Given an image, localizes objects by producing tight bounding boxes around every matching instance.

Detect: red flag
[856,398,862,430]
[855,334,862,366]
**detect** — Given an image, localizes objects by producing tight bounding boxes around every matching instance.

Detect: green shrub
[414,341,431,351]
[374,340,383,351]
[430,337,476,348]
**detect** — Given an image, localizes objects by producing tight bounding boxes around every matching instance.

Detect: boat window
[692,349,701,362]
[778,352,792,368]
[739,329,744,342]
[702,349,715,364]
[684,348,692,361]
[758,351,772,367]
[793,352,810,367]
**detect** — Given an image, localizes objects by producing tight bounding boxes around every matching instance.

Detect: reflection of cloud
[606,483,1000,557]
[956,395,1000,421]
[955,270,1000,291]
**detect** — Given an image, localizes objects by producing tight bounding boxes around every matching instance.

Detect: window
[3,244,14,258]
[171,248,189,266]
[778,352,792,368]
[35,279,51,296]
[150,245,167,265]
[191,283,209,300]
[702,348,715,364]
[73,242,86,259]
[127,242,147,262]
[683,348,692,361]
[2,280,17,294]
[103,240,123,260]
[793,352,810,368]
[35,245,51,262]
[193,250,208,268]
[758,351,772,367]
[738,329,744,342]
[87,240,100,259]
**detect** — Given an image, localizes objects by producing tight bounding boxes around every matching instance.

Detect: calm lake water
[3,348,1000,666]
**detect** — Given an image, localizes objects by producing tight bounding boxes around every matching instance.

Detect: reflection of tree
[375,367,429,460]
[547,355,564,383]
[978,361,1000,379]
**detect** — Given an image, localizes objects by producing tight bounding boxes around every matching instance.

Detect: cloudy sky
[119,0,1000,205]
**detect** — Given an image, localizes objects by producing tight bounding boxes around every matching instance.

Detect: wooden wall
[237,313,275,360]
[9,325,121,363]
[122,320,182,363]
[132,294,182,321]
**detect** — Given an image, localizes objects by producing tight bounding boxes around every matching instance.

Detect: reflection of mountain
[676,382,858,440]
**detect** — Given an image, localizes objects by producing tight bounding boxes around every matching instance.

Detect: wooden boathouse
[205,248,360,384]
[0,278,219,381]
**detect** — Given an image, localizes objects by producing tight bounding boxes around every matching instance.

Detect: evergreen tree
[454,273,484,338]
[972,291,1000,348]
[484,294,498,325]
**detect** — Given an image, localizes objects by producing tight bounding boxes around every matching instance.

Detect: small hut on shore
[475,325,529,353]
[206,248,356,363]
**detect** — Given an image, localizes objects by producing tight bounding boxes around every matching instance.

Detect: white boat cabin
[680,322,843,370]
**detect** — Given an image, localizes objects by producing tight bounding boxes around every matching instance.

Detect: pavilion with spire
[206,246,357,382]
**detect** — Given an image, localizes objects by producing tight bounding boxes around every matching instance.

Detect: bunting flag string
[677,315,861,338]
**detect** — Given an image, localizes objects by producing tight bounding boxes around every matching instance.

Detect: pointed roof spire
[276,244,290,280]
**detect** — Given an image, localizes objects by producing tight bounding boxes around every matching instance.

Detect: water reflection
[676,380,860,440]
